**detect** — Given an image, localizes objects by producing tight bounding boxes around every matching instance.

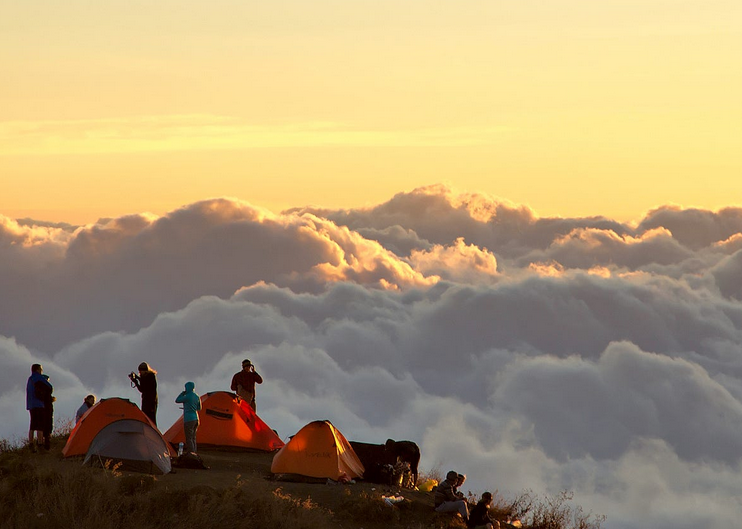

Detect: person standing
[34,371,55,451]
[131,362,158,426]
[230,359,263,411]
[75,394,96,423]
[26,364,52,452]
[175,381,202,454]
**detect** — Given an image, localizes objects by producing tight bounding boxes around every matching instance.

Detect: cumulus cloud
[408,237,499,284]
[4,186,742,528]
[638,205,742,250]
[0,200,434,352]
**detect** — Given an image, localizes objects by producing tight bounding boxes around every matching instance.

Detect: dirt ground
[28,441,443,527]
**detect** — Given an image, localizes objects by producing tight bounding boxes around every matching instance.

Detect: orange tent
[163,391,284,451]
[63,397,174,458]
[270,420,365,480]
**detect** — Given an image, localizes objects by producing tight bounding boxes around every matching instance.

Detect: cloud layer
[3,185,742,528]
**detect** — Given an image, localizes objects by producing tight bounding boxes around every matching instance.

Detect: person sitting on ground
[433,470,470,521]
[455,473,467,499]
[468,491,499,529]
[75,394,96,423]
[175,381,202,454]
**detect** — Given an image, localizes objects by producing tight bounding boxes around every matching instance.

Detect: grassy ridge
[0,435,604,529]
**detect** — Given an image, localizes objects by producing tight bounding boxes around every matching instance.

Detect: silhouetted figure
[468,491,499,529]
[385,439,421,485]
[434,470,470,521]
[26,364,53,451]
[131,362,158,425]
[230,359,263,411]
[455,473,467,498]
[75,394,96,423]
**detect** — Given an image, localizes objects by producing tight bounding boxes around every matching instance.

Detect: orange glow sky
[2,0,741,224]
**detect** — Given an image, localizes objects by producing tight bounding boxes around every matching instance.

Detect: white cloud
[4,186,742,528]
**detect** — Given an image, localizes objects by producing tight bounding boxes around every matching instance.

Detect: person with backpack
[26,364,53,452]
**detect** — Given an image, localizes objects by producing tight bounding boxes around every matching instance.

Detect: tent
[270,420,364,481]
[163,391,284,452]
[84,419,172,475]
[63,397,173,458]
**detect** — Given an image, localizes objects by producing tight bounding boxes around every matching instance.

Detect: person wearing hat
[75,394,96,423]
[433,470,470,521]
[467,491,499,529]
[230,359,263,411]
[131,362,158,425]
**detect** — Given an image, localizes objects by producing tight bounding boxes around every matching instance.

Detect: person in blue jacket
[175,381,202,454]
[26,364,53,452]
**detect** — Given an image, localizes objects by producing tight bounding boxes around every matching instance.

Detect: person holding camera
[130,362,158,426]
[230,359,262,411]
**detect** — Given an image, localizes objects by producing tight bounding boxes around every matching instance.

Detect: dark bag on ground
[174,452,209,470]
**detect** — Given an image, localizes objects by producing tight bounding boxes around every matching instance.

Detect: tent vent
[206,409,233,420]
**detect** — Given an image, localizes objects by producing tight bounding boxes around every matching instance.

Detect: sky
[3,2,742,528]
[2,0,742,223]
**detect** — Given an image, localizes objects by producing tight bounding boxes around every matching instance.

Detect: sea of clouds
[3,184,742,528]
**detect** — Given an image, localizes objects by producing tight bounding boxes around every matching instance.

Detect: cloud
[516,227,694,270]
[288,184,633,260]
[408,237,499,284]
[0,200,434,352]
[638,205,742,250]
[497,342,742,463]
[4,186,742,528]
[0,116,512,156]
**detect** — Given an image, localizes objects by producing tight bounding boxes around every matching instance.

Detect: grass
[0,431,604,529]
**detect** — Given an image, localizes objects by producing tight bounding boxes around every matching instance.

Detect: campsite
[0,390,604,529]
[1,423,464,529]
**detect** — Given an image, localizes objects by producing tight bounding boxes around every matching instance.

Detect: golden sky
[1,0,741,224]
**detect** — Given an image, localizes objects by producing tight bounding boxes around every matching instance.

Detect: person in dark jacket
[26,364,53,452]
[131,362,158,426]
[230,359,263,411]
[468,491,499,529]
[34,373,55,450]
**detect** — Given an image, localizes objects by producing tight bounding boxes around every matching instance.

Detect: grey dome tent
[84,419,172,474]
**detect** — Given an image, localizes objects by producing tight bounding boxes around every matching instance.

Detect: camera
[128,371,139,383]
